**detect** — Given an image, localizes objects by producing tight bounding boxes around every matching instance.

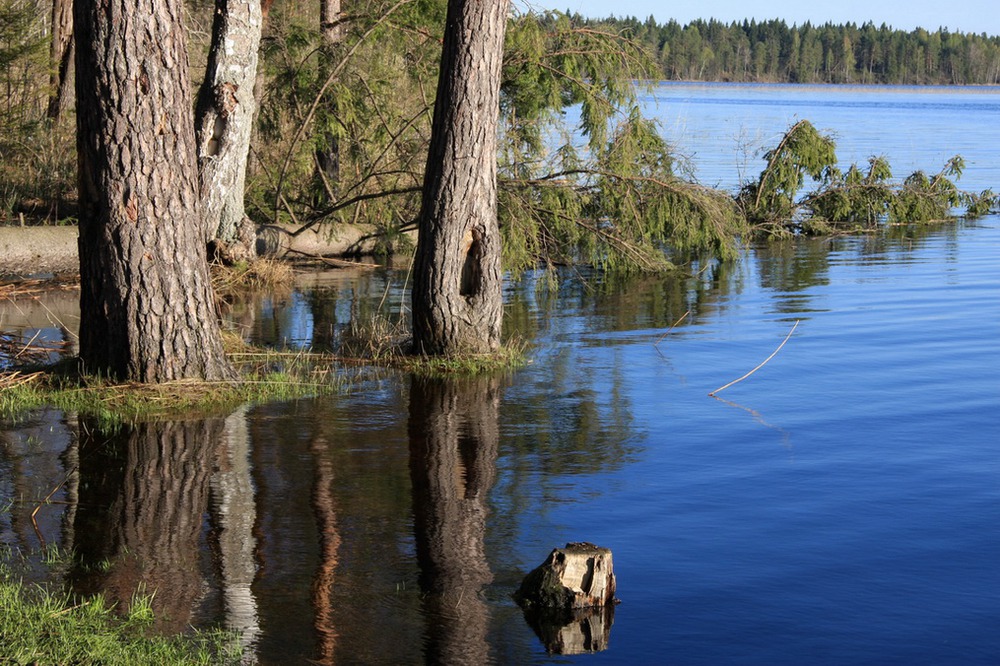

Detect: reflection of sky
[260,291,314,349]
[1,327,68,370]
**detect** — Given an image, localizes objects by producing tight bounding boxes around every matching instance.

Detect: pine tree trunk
[196,0,264,262]
[411,0,509,355]
[74,0,235,382]
[314,0,344,197]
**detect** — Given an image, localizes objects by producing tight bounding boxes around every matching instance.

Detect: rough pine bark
[314,0,344,195]
[196,0,264,261]
[411,0,509,355]
[74,0,235,382]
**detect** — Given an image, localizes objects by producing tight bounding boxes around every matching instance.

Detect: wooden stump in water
[514,542,617,609]
[514,543,618,654]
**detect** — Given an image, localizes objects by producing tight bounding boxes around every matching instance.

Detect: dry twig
[709,320,799,396]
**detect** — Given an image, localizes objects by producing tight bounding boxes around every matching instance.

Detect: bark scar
[460,227,482,298]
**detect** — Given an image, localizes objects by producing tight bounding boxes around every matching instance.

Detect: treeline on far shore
[583,15,1000,85]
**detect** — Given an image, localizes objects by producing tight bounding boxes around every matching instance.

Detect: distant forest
[583,15,1000,85]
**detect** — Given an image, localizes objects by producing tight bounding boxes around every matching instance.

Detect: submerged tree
[74,0,234,381]
[411,0,510,355]
[737,119,837,229]
[740,122,996,235]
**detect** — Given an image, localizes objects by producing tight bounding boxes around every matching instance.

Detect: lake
[2,83,999,664]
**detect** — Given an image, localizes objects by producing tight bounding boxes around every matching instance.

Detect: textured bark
[514,542,618,654]
[47,0,74,120]
[196,0,263,261]
[411,0,508,355]
[515,542,617,610]
[409,376,501,665]
[74,0,235,382]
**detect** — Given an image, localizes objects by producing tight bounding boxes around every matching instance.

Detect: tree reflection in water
[70,412,261,644]
[70,418,219,633]
[409,375,501,665]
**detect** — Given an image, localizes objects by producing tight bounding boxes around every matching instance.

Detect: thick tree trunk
[47,0,74,120]
[196,0,264,262]
[409,376,501,665]
[74,0,235,382]
[411,0,508,355]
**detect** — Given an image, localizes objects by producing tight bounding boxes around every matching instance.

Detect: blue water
[2,84,999,664]
[503,222,1000,663]
[646,82,1000,193]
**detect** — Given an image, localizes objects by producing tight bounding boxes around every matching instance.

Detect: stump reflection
[408,375,500,665]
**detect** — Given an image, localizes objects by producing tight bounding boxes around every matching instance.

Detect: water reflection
[3,218,993,662]
[70,417,220,634]
[209,406,261,656]
[309,428,342,664]
[408,376,500,665]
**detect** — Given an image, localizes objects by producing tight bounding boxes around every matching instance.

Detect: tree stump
[514,542,617,610]
[514,543,618,654]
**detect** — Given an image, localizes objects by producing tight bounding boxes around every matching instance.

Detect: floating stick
[709,320,799,396]
[654,310,690,346]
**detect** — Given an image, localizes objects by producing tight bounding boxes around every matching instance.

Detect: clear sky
[526,0,1000,36]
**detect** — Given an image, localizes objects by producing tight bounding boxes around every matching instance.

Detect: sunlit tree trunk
[74,0,235,382]
[196,0,264,262]
[409,376,500,664]
[411,0,508,355]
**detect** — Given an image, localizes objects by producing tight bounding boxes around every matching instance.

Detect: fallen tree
[0,223,406,279]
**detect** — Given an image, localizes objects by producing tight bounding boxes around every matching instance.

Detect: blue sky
[526,0,999,36]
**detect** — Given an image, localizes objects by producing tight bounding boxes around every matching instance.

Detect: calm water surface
[2,84,999,664]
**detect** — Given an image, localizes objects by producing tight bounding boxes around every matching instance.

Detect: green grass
[0,320,529,424]
[0,346,343,426]
[0,577,242,665]
[398,340,531,377]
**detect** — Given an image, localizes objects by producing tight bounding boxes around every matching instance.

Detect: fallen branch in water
[654,310,689,346]
[709,320,799,396]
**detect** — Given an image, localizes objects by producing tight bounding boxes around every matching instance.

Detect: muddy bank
[0,223,406,279]
[0,226,81,277]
